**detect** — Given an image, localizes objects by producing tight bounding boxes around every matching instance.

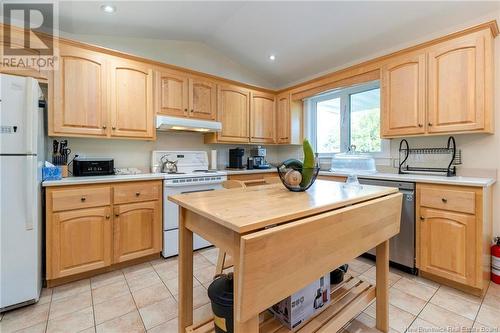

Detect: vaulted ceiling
[20,1,500,88]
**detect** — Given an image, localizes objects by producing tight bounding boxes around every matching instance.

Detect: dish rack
[399,136,461,177]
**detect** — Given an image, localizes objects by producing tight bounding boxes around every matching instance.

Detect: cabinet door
[381,53,426,137]
[156,70,188,118]
[110,58,154,139]
[51,44,108,137]
[276,93,291,144]
[427,32,486,133]
[217,84,250,143]
[113,201,161,263]
[250,91,276,143]
[50,206,112,279]
[188,78,216,120]
[419,208,476,286]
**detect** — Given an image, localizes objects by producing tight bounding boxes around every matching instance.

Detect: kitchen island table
[169,180,402,333]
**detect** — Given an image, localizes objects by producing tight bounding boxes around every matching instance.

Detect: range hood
[156,115,222,132]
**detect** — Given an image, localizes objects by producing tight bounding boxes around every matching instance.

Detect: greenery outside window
[305,81,390,158]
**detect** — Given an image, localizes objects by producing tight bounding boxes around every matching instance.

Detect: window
[306,81,389,158]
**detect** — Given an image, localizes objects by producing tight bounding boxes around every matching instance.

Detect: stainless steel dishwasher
[359,178,416,274]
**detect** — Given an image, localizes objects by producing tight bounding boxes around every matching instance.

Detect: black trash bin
[207,273,234,333]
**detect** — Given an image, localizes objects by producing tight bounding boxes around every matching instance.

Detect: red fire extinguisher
[492,237,500,284]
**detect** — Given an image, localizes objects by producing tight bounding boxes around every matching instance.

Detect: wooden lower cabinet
[419,208,476,286]
[49,206,112,279]
[113,201,161,263]
[416,183,490,294]
[46,180,162,283]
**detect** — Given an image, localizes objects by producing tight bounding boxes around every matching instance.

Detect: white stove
[151,151,227,257]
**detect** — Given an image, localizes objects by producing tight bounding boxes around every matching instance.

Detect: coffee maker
[228,148,244,169]
[249,146,271,169]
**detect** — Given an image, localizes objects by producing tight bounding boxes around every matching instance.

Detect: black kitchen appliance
[250,146,271,169]
[73,157,114,177]
[228,148,244,169]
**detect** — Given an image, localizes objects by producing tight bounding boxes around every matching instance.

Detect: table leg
[178,207,193,333]
[376,240,389,332]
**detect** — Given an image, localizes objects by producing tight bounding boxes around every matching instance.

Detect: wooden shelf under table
[186,274,375,333]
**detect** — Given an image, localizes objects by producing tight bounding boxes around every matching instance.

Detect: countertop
[169,180,399,233]
[318,171,496,187]
[42,169,496,188]
[42,173,166,187]
[224,168,495,187]
[224,168,277,175]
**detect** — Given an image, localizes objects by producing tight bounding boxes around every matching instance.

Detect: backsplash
[49,131,280,172]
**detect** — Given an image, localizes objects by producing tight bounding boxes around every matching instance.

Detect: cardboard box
[270,274,330,330]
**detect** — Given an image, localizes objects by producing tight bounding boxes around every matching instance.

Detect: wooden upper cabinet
[276,93,291,144]
[156,70,188,118]
[381,53,426,137]
[250,91,276,143]
[51,44,108,137]
[217,84,250,143]
[50,206,112,278]
[109,58,155,139]
[419,208,477,286]
[113,201,161,263]
[427,31,490,133]
[189,78,217,120]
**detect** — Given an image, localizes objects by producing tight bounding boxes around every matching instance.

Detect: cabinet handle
[135,192,140,196]
[420,216,425,221]
[418,124,423,128]
[106,215,110,219]
[442,197,448,203]
[112,126,116,130]
[184,108,188,112]
[102,125,107,129]
[428,123,433,127]
[81,196,86,202]
[115,213,119,217]
[191,109,194,113]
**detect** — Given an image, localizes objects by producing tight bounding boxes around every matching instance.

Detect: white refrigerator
[0,74,44,312]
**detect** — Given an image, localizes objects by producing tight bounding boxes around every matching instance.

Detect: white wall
[59,32,274,88]
[62,131,279,172]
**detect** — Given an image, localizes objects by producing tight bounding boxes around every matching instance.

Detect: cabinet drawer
[420,186,475,214]
[51,186,111,212]
[113,181,161,204]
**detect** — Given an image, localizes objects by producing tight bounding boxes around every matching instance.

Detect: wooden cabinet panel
[189,78,216,120]
[113,181,161,204]
[156,70,188,117]
[110,58,154,139]
[113,201,161,263]
[381,53,426,137]
[50,206,112,278]
[0,25,48,79]
[250,91,275,143]
[276,93,291,144]
[51,186,111,212]
[419,208,476,286]
[427,32,486,133]
[217,84,250,143]
[51,44,108,137]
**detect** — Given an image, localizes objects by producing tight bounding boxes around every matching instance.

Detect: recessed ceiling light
[269,54,276,61]
[100,4,116,13]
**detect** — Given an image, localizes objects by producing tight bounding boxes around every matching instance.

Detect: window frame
[305,80,390,159]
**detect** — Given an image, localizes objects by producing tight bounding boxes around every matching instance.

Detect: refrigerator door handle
[25,157,36,230]
[24,78,37,154]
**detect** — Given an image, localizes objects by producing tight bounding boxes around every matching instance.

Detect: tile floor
[1,248,499,333]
